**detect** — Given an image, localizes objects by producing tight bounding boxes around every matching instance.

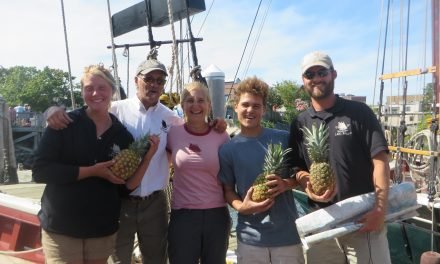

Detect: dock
[0,170,44,263]
[0,170,239,263]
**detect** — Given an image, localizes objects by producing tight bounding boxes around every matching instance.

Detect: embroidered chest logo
[161,120,169,133]
[188,143,201,153]
[335,121,352,136]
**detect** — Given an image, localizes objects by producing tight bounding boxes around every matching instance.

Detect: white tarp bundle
[0,97,18,183]
[295,182,420,249]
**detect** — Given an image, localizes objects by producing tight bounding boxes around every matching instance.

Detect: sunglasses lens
[317,69,329,77]
[303,69,329,79]
[141,76,166,85]
[304,72,315,80]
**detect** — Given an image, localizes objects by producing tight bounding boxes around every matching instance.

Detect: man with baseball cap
[109,57,177,264]
[288,51,391,263]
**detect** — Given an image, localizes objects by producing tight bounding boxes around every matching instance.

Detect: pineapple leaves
[301,123,330,163]
[262,143,292,175]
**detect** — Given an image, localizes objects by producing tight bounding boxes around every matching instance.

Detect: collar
[307,95,345,120]
[134,97,161,113]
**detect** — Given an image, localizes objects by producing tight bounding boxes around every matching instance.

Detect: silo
[203,64,225,118]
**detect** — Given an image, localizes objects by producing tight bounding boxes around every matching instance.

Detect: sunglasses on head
[303,68,331,80]
[139,75,167,85]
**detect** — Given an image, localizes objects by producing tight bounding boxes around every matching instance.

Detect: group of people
[33,50,391,264]
[8,103,32,126]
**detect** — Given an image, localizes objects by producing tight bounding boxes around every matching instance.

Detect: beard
[304,79,334,100]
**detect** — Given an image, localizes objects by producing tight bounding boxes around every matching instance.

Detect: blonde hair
[180,82,211,121]
[81,64,116,94]
[234,76,269,106]
[180,81,211,106]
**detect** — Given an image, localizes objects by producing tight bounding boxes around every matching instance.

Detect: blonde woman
[166,82,230,264]
[33,65,158,264]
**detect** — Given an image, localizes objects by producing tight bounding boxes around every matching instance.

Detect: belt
[127,190,161,201]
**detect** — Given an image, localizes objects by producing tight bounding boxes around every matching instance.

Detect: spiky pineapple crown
[262,143,292,176]
[301,123,329,163]
[129,133,151,157]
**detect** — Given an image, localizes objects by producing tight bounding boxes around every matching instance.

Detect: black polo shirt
[289,96,388,208]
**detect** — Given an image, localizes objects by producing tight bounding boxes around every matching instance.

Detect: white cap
[301,51,333,74]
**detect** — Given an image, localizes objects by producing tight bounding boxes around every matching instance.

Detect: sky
[0,0,434,105]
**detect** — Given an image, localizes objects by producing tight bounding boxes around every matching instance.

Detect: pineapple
[110,133,151,180]
[301,123,335,196]
[252,143,291,202]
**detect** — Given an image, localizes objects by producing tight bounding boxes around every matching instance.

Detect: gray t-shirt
[218,128,301,247]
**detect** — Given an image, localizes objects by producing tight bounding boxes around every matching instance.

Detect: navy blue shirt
[33,107,134,238]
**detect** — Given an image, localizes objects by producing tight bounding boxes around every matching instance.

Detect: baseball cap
[301,51,333,74]
[136,59,168,76]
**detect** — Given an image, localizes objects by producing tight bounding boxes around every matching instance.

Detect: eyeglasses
[303,69,330,80]
[139,75,167,86]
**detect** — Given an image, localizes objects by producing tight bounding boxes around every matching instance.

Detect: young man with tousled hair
[219,76,304,264]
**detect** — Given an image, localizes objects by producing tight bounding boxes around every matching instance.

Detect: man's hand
[238,186,274,215]
[46,106,73,130]
[305,182,336,203]
[266,174,288,198]
[358,206,385,233]
[144,135,160,160]
[210,118,227,133]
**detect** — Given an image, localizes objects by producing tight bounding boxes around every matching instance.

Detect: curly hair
[81,64,116,94]
[234,76,269,106]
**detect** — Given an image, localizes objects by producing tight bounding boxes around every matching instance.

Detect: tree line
[0,65,310,124]
[0,66,83,112]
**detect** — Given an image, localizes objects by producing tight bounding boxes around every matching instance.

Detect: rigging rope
[177,0,215,83]
[195,0,215,37]
[372,0,386,107]
[106,0,121,100]
[377,0,391,122]
[227,0,264,102]
[167,0,182,98]
[60,0,76,108]
[389,2,394,110]
[394,0,412,184]
[243,0,272,78]
[0,247,43,256]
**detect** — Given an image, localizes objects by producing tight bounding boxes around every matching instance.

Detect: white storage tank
[203,64,225,119]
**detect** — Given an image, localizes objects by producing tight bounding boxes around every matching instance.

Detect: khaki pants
[305,227,391,264]
[42,230,116,264]
[237,241,305,264]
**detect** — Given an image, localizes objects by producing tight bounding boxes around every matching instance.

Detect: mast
[429,0,439,203]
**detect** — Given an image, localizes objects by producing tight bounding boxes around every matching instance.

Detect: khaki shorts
[42,229,117,263]
[237,241,305,264]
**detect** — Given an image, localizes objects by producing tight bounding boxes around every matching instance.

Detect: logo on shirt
[188,143,201,153]
[160,120,169,133]
[335,121,352,136]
